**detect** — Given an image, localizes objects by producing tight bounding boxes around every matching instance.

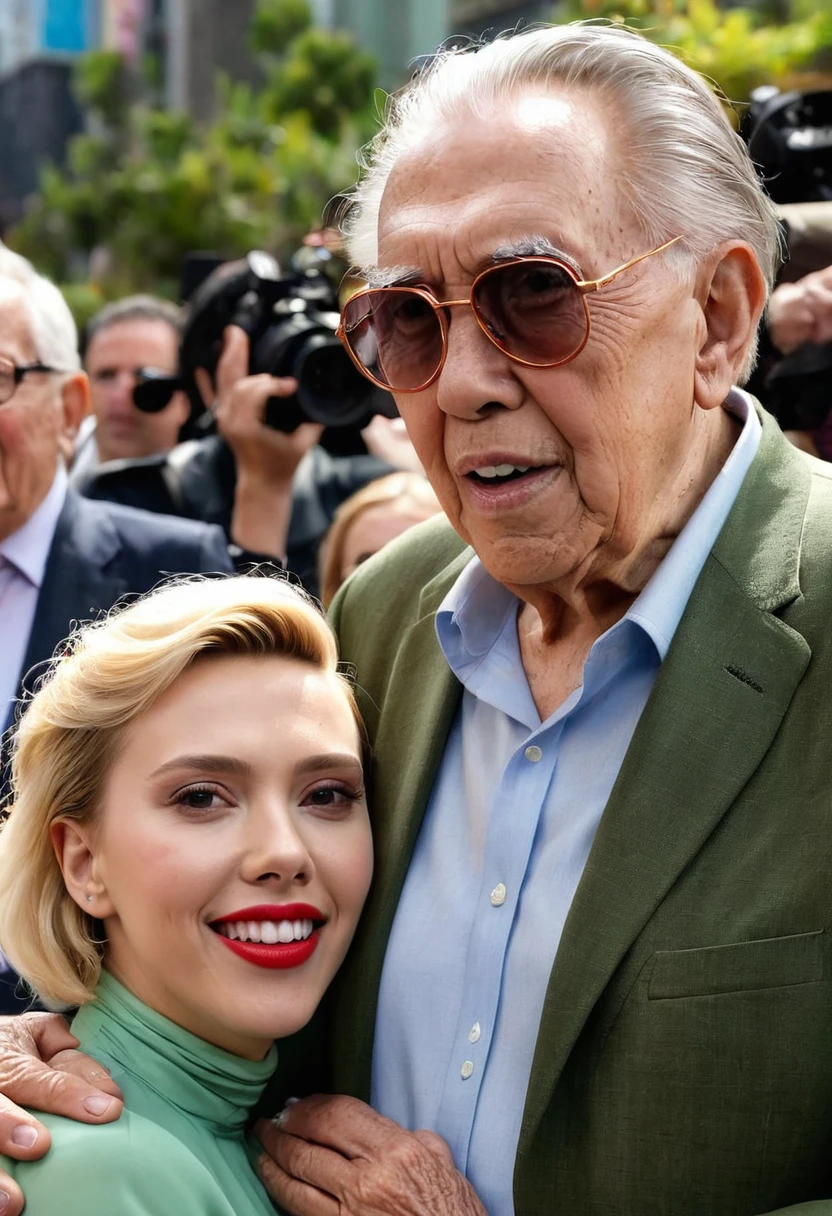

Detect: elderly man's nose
[435,314,522,419]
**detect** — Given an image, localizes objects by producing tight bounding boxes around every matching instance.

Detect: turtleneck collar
[71,971,277,1133]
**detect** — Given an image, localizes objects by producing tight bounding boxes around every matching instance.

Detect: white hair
[0,244,81,371]
[342,23,784,380]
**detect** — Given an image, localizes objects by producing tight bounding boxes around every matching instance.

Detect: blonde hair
[342,23,784,381]
[0,575,364,1009]
[319,472,441,608]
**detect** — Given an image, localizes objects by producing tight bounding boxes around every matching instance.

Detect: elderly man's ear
[57,370,91,466]
[693,243,767,411]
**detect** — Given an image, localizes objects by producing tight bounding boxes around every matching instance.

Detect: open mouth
[467,463,542,486]
[212,917,318,945]
[209,906,326,970]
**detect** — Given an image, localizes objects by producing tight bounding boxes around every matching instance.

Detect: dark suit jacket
[0,490,232,1014]
[78,437,392,596]
[322,409,832,1215]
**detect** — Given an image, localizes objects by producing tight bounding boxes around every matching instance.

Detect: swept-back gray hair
[0,244,81,372]
[342,24,783,377]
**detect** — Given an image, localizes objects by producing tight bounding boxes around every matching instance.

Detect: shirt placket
[432,717,564,1171]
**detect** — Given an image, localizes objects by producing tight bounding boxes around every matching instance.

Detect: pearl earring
[85,894,93,903]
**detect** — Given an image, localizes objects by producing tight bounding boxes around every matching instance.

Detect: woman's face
[60,654,372,1060]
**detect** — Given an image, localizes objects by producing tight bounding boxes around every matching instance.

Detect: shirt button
[468,1023,481,1043]
[524,745,542,762]
[461,1060,474,1080]
[490,883,507,907]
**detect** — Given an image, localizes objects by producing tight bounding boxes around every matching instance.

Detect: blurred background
[0,0,830,322]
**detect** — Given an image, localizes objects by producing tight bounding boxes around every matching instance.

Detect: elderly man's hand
[255,1095,488,1216]
[767,263,832,354]
[0,1013,123,1215]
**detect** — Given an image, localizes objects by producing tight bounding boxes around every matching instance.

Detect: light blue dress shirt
[371,391,762,1216]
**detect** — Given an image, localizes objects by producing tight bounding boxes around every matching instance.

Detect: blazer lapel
[15,493,127,710]
[330,552,469,1099]
[518,415,813,1160]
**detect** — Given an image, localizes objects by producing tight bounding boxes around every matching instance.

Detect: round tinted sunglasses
[337,235,682,393]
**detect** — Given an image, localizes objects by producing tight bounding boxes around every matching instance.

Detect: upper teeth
[216,919,315,944]
[474,464,531,478]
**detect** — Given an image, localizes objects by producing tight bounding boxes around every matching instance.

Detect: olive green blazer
[326,410,832,1216]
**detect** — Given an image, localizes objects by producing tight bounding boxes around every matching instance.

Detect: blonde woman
[318,471,441,608]
[0,575,373,1215]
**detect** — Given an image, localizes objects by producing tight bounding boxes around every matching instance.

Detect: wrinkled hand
[255,1095,488,1216]
[0,1013,123,1216]
[208,326,323,487]
[767,263,832,354]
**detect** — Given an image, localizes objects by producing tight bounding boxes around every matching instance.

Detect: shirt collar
[0,463,68,588]
[437,390,761,671]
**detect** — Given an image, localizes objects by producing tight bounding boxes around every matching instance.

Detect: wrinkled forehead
[375,88,628,279]
[0,278,37,360]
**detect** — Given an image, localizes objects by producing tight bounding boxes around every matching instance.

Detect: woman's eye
[303,785,362,811]
[173,785,227,813]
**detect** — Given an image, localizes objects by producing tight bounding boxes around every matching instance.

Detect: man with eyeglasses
[0,252,233,1011]
[2,23,832,1216]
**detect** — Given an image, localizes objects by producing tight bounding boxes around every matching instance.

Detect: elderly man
[0,251,233,1011]
[1,24,831,1216]
[70,294,189,485]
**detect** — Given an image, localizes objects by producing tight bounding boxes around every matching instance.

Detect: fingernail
[11,1124,37,1148]
[274,1096,300,1126]
[83,1094,113,1116]
[0,1189,9,1212]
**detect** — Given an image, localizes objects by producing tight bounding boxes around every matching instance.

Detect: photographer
[81,254,403,594]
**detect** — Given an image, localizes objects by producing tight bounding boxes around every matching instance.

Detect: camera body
[134,249,393,435]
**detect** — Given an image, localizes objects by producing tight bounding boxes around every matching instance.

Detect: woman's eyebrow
[294,752,364,777]
[149,754,254,779]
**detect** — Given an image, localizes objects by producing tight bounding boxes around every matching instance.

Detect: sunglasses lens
[341,289,444,391]
[474,260,588,366]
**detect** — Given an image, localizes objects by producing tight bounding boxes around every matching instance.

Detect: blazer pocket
[647,929,824,1000]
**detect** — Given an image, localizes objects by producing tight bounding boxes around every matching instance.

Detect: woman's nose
[240,805,312,887]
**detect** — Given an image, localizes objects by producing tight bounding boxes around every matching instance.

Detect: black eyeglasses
[0,358,69,405]
[337,236,682,393]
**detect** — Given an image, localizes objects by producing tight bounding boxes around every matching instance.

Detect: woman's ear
[50,820,116,919]
[693,243,767,411]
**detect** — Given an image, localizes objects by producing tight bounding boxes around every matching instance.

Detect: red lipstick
[210,903,325,971]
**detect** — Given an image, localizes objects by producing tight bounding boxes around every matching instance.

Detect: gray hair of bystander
[0,243,81,372]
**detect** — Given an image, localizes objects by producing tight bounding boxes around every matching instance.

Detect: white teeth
[216,918,318,944]
[473,464,531,479]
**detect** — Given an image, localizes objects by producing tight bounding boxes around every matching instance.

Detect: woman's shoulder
[1,1108,238,1216]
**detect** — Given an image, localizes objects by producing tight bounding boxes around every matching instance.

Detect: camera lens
[295,335,375,428]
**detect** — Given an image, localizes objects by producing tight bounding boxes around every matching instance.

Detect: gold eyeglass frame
[337,235,682,394]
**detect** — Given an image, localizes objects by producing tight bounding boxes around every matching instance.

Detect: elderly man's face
[0,282,87,541]
[376,91,713,593]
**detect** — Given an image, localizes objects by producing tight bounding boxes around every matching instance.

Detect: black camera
[133,248,391,434]
[744,87,832,204]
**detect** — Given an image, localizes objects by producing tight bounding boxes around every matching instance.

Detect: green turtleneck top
[0,972,279,1215]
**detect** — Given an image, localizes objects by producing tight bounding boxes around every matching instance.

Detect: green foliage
[249,0,312,56]
[559,0,832,105]
[8,0,377,306]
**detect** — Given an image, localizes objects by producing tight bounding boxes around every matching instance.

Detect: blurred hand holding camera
[198,325,323,559]
[767,262,832,355]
